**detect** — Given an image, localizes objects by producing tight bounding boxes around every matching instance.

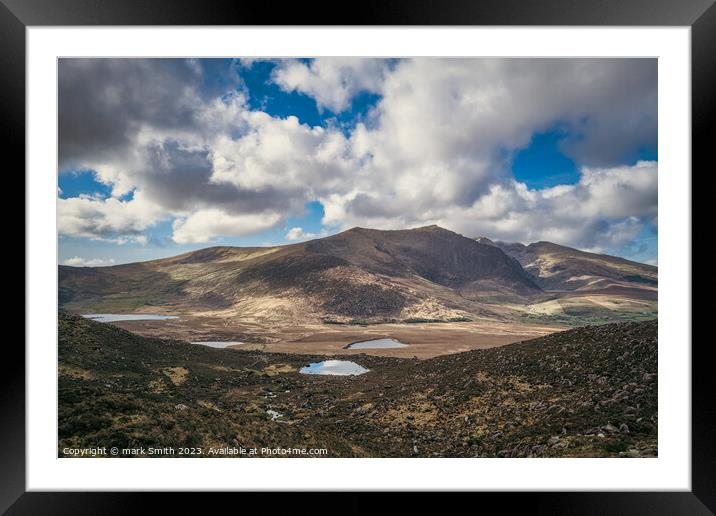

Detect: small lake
[191,341,244,349]
[82,314,178,323]
[267,409,283,421]
[345,337,409,350]
[299,360,369,376]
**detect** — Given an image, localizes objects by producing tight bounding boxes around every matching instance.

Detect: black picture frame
[6,0,712,513]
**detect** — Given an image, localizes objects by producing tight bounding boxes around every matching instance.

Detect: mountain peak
[412,224,455,234]
[343,224,453,235]
[475,236,496,246]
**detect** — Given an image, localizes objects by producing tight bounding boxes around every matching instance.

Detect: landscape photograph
[58,57,657,458]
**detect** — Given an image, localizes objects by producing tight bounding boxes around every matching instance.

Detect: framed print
[7,0,713,512]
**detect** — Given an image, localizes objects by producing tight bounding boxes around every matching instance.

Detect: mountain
[485,240,657,294]
[467,239,658,325]
[58,311,658,458]
[59,225,542,324]
[304,226,540,293]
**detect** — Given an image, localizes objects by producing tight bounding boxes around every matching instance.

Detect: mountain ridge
[480,238,657,292]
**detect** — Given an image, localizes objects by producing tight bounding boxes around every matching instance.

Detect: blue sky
[58,58,658,266]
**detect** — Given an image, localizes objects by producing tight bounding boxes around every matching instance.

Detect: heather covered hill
[59,312,657,458]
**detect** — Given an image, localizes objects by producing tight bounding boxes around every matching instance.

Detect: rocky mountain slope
[482,238,657,294]
[59,312,657,458]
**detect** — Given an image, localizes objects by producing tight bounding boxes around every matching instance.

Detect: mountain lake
[299,360,369,376]
[82,314,178,323]
[191,341,244,348]
[345,337,409,349]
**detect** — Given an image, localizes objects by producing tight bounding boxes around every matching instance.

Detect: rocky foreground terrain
[59,312,657,458]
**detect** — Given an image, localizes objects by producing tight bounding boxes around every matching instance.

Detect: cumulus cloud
[338,58,656,217]
[63,256,117,267]
[57,191,160,244]
[285,227,305,240]
[284,227,321,242]
[209,112,356,194]
[171,209,282,244]
[58,58,657,255]
[59,59,209,173]
[271,58,388,113]
[58,59,314,243]
[440,161,658,252]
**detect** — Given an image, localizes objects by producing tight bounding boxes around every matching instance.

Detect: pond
[191,341,244,349]
[82,313,178,323]
[345,337,409,349]
[299,360,369,376]
[266,409,283,421]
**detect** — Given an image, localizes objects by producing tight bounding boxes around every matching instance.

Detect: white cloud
[57,190,163,243]
[63,256,116,267]
[332,59,656,226]
[271,58,387,112]
[171,209,282,244]
[436,161,658,252]
[209,112,356,193]
[285,227,304,240]
[284,226,320,242]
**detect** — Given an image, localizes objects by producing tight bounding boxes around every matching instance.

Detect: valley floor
[105,315,561,359]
